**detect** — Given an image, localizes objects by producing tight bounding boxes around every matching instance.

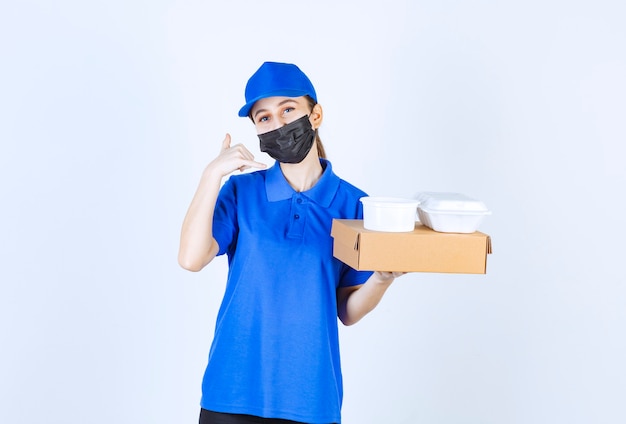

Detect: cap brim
[238,89,313,117]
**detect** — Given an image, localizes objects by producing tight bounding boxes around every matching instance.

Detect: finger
[375,271,406,280]
[221,133,231,152]
[231,143,265,164]
[230,143,255,161]
[238,159,267,172]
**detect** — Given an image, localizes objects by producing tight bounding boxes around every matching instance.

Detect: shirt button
[294,214,300,220]
[296,198,303,204]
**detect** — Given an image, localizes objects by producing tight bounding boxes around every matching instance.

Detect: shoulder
[217,170,268,204]
[322,159,368,198]
[329,166,368,200]
[337,178,368,199]
[223,168,268,189]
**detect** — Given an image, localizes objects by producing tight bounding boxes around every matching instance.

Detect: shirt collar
[265,159,340,207]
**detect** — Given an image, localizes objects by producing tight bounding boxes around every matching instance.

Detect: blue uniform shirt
[201,159,373,423]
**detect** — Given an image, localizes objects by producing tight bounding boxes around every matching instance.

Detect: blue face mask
[257,115,316,164]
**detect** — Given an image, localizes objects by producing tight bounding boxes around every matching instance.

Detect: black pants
[199,409,307,424]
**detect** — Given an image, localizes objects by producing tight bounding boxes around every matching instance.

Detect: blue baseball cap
[238,62,317,117]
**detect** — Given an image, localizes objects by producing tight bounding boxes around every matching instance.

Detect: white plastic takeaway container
[414,192,491,233]
[360,197,420,232]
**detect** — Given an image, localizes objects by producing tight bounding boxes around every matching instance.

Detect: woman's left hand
[374,271,407,282]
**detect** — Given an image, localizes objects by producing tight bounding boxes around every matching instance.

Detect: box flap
[331,219,363,269]
[331,219,361,248]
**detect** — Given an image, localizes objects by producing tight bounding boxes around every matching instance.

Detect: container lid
[414,192,491,215]
[360,196,420,208]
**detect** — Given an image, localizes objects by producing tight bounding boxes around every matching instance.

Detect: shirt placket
[287,194,307,239]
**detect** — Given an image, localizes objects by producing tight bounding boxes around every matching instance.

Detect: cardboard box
[331,219,492,274]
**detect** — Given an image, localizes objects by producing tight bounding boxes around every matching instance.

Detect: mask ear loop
[308,110,320,154]
[308,104,319,132]
[307,112,318,136]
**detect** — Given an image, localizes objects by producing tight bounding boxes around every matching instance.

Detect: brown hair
[248,95,327,159]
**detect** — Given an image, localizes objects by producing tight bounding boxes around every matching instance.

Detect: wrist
[202,164,225,183]
[372,271,396,285]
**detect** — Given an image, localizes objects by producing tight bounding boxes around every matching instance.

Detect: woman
[179,62,402,424]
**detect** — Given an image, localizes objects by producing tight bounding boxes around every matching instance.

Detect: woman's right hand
[178,134,266,272]
[205,133,267,178]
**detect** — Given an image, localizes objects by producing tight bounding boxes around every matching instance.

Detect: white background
[1,1,625,423]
